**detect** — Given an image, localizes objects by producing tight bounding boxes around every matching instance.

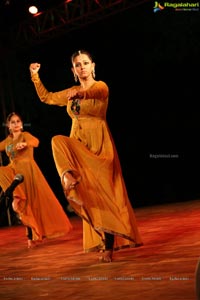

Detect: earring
[74,74,78,82]
[92,69,95,79]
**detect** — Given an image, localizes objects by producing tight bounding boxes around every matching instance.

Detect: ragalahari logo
[153,1,199,12]
[153,1,165,12]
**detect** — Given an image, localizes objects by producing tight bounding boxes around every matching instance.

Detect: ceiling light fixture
[28,5,38,15]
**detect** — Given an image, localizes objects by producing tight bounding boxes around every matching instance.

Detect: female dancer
[0,112,72,248]
[29,50,143,261]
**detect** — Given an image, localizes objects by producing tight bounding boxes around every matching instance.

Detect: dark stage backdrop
[0,2,200,210]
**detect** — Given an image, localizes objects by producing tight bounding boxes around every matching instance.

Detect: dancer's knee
[52,135,66,146]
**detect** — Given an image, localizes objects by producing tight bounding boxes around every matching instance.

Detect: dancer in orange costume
[0,112,72,248]
[29,49,143,262]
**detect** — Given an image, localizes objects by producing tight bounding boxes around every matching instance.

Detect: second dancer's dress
[0,131,72,241]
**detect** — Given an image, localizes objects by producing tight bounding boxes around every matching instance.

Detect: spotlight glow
[29,6,38,15]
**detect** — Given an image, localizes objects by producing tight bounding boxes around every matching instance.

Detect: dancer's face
[72,53,94,80]
[8,115,22,133]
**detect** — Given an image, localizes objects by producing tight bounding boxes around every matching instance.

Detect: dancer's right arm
[0,140,5,152]
[29,63,72,106]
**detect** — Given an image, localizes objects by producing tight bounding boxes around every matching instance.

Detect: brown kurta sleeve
[83,81,109,101]
[31,73,69,106]
[23,132,39,148]
[0,139,6,152]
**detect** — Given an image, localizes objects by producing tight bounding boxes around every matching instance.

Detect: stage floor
[1,199,200,300]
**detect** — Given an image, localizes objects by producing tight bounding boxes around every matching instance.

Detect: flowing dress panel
[31,75,143,251]
[0,132,72,240]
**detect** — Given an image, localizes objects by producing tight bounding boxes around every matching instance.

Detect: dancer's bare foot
[12,196,21,213]
[99,250,113,263]
[63,172,78,196]
[27,240,36,249]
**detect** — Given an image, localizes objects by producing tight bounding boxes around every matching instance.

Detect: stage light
[28,5,38,15]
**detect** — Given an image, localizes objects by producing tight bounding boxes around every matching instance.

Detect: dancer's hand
[16,142,27,150]
[67,88,84,100]
[29,63,41,75]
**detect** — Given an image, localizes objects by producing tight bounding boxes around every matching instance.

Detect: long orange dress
[0,131,72,241]
[31,73,143,252]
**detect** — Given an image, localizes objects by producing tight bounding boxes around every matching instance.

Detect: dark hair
[71,49,94,64]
